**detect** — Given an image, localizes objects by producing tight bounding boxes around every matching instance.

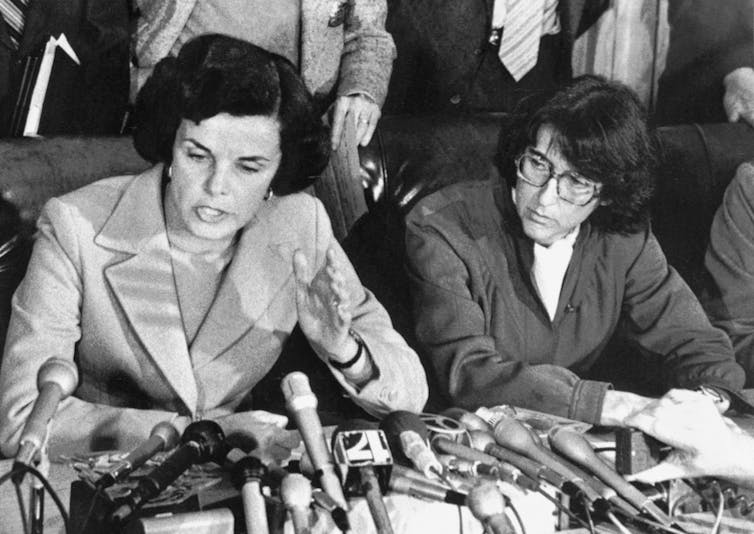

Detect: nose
[537,177,559,206]
[204,164,230,196]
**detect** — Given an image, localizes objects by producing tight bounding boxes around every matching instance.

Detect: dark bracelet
[329,330,364,370]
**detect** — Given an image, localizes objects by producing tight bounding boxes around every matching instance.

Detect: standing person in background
[383,0,608,114]
[655,0,754,127]
[132,0,395,239]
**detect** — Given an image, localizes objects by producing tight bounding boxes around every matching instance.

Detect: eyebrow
[184,138,272,163]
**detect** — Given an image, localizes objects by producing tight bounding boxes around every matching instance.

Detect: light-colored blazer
[0,167,427,457]
[132,0,395,106]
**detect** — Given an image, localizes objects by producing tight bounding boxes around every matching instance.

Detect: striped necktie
[0,0,29,49]
[497,0,545,82]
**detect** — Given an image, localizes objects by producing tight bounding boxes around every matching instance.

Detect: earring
[264,188,274,201]
[167,164,173,179]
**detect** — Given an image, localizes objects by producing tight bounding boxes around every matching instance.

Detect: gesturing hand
[293,247,355,360]
[330,94,381,150]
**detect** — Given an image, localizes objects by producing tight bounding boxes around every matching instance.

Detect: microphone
[380,411,443,480]
[549,427,674,527]
[312,490,350,533]
[490,418,607,507]
[281,473,313,534]
[466,482,517,534]
[231,455,270,534]
[388,464,466,506]
[14,357,79,484]
[431,434,538,491]
[332,424,394,534]
[109,420,227,525]
[97,421,180,489]
[468,430,574,495]
[281,372,347,508]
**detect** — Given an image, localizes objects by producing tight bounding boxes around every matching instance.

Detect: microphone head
[466,482,506,520]
[281,473,313,509]
[37,357,78,397]
[281,372,316,406]
[492,418,538,455]
[151,421,180,449]
[548,427,594,464]
[182,420,227,463]
[441,408,492,433]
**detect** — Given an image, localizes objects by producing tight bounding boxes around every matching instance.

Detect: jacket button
[474,48,483,56]
[450,94,461,105]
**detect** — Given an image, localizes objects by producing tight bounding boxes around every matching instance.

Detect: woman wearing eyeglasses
[404,75,746,425]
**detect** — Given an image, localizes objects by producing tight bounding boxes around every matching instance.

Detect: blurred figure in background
[383,0,608,114]
[655,0,754,127]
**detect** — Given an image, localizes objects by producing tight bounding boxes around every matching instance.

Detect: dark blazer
[0,0,131,136]
[405,178,745,423]
[383,0,609,113]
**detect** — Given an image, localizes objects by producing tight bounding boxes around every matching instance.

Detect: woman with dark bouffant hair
[0,34,427,459]
[406,75,745,426]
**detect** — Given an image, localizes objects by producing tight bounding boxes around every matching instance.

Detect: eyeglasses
[515,147,600,206]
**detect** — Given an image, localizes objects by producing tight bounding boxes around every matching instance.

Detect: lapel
[189,198,300,369]
[95,166,198,414]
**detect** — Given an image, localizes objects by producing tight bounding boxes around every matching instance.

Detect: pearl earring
[264,188,274,201]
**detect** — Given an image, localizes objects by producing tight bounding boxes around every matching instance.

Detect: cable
[580,494,596,534]
[709,482,724,534]
[0,465,70,534]
[534,487,593,531]
[606,510,631,534]
[611,504,688,534]
[79,486,103,534]
[506,500,527,534]
[15,482,29,534]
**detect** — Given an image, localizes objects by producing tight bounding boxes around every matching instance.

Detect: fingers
[325,247,353,323]
[250,410,289,428]
[330,97,349,150]
[359,105,380,146]
[626,459,689,484]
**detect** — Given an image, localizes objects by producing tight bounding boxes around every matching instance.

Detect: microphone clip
[332,428,393,497]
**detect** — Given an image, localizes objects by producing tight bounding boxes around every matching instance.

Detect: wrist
[327,329,363,369]
[600,390,654,427]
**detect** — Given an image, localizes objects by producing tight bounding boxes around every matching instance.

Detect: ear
[511,187,517,206]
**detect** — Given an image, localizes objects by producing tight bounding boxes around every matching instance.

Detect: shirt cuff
[569,380,613,425]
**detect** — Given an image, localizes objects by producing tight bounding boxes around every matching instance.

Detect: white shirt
[532,226,579,321]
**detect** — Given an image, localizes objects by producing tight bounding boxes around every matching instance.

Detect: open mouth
[195,206,229,223]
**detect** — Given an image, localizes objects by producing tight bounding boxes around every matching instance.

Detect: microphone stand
[29,443,49,534]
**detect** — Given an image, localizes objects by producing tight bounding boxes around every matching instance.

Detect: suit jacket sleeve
[404,213,610,424]
[705,162,754,382]
[310,199,428,416]
[620,226,745,392]
[0,198,181,458]
[338,0,396,107]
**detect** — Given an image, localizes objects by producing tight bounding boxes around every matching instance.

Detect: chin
[522,222,556,246]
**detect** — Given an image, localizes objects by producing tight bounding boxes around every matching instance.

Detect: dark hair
[132,34,330,196]
[498,75,657,234]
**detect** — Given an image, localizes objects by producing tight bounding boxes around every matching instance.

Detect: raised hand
[293,246,358,362]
